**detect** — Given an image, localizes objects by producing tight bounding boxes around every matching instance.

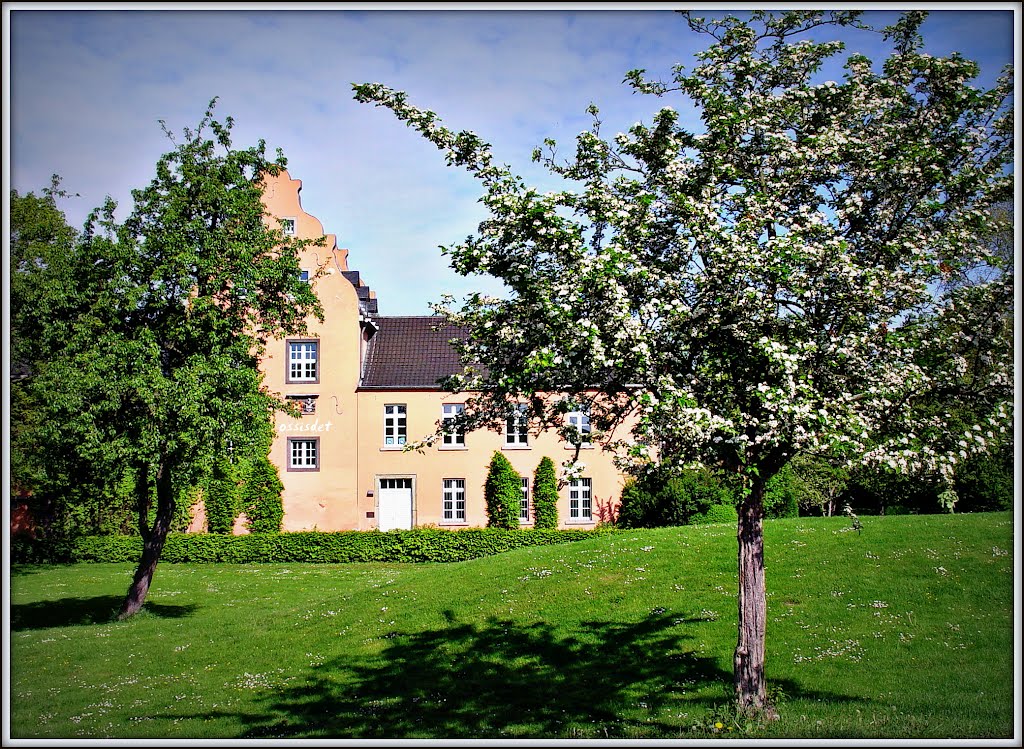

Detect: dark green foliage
[786,453,849,517]
[205,458,242,534]
[10,527,615,565]
[8,183,139,540]
[242,455,285,533]
[484,451,522,529]
[532,456,559,529]
[845,467,945,515]
[690,503,739,525]
[617,468,733,528]
[763,465,801,519]
[9,100,324,616]
[953,443,1014,512]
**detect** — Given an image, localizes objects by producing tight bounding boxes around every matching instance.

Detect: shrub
[10,527,616,565]
[691,503,739,525]
[616,478,658,529]
[617,468,733,528]
[532,456,559,529]
[242,456,284,533]
[205,458,242,534]
[484,451,522,529]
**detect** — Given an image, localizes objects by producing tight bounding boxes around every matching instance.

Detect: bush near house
[10,526,615,565]
[617,469,733,528]
[532,456,559,529]
[484,451,523,529]
[205,457,243,534]
[242,455,285,533]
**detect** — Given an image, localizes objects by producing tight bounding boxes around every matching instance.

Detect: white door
[378,478,413,531]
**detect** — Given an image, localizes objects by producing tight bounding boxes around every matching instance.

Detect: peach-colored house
[256,170,629,532]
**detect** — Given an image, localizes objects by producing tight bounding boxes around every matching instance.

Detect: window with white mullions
[441,403,465,446]
[287,340,319,383]
[443,478,466,522]
[506,403,529,446]
[569,478,592,520]
[287,438,319,471]
[384,404,407,446]
[519,476,530,523]
[566,405,591,447]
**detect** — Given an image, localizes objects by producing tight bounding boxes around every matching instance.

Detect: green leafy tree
[242,455,285,533]
[531,456,559,529]
[11,100,322,618]
[484,451,522,529]
[787,454,849,517]
[354,10,1012,714]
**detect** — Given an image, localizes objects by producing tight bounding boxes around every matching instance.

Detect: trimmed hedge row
[11,527,615,565]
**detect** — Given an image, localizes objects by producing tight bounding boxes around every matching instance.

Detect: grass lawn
[7,512,1016,739]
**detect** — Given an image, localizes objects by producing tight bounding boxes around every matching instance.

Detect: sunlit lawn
[8,512,1015,739]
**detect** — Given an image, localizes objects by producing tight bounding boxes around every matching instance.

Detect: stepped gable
[359,316,470,389]
[342,269,378,315]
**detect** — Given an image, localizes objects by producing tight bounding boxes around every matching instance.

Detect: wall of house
[261,171,364,532]
[355,389,627,529]
[257,170,628,533]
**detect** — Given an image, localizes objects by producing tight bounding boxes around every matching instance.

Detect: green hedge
[10,527,615,565]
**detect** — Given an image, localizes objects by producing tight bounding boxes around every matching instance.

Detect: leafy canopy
[10,101,321,618]
[354,11,1012,489]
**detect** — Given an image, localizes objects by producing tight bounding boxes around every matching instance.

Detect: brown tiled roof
[360,316,470,389]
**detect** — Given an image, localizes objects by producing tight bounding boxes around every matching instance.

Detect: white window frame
[566,406,592,448]
[505,404,529,447]
[519,476,531,524]
[568,478,593,521]
[441,403,465,447]
[280,217,297,236]
[299,269,310,283]
[287,340,319,383]
[287,437,319,472]
[442,478,466,523]
[384,404,407,447]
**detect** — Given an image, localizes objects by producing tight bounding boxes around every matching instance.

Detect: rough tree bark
[118,462,176,620]
[734,481,777,718]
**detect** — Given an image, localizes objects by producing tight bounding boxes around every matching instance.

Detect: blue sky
[5,4,1018,316]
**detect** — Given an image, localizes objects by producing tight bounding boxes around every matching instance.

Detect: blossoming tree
[353,10,1013,715]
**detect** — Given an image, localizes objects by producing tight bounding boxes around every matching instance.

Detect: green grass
[8,512,1015,739]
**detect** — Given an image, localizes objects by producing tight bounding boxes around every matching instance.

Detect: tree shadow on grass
[10,595,198,630]
[185,611,864,739]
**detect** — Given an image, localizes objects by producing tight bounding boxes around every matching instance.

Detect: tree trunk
[734,481,777,718]
[118,462,176,620]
